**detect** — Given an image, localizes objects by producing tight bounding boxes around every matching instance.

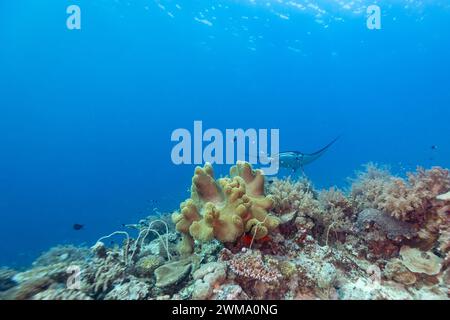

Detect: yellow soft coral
[172,161,280,249]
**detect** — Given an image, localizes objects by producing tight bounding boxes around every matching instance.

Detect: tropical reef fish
[276,136,340,174]
[73,224,84,231]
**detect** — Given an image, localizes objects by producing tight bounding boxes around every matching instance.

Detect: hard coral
[33,288,93,300]
[316,187,355,233]
[350,163,392,212]
[82,251,126,296]
[221,248,282,284]
[191,262,227,300]
[172,161,280,251]
[33,245,90,268]
[356,208,417,240]
[267,177,315,215]
[351,165,450,246]
[267,177,319,235]
[104,277,150,300]
[154,258,192,289]
[383,259,417,286]
[436,192,450,266]
[399,246,443,276]
[135,255,165,277]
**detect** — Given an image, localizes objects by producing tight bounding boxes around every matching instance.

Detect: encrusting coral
[399,246,443,276]
[220,248,282,284]
[172,161,280,253]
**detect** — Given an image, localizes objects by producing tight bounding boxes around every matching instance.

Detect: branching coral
[351,165,450,246]
[350,163,392,211]
[267,177,315,215]
[82,249,126,295]
[172,162,280,252]
[316,187,355,235]
[268,177,357,245]
[266,177,319,235]
[377,167,449,223]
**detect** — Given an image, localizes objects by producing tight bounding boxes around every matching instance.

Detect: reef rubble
[0,162,448,300]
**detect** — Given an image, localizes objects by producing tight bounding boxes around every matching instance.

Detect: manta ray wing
[300,136,340,166]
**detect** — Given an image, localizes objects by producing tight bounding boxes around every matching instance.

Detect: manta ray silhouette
[244,136,340,175]
[276,136,340,174]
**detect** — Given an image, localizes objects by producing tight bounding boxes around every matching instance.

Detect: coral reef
[191,262,227,300]
[356,208,417,240]
[1,162,449,300]
[220,248,282,284]
[154,259,192,289]
[399,246,443,276]
[32,245,90,267]
[0,268,17,292]
[268,177,315,216]
[103,277,150,300]
[33,288,93,300]
[351,165,450,245]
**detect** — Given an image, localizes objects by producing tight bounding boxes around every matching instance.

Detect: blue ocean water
[0,0,449,267]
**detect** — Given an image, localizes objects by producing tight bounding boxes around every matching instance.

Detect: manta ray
[274,136,340,174]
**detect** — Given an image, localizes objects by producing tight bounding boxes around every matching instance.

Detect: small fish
[431,145,438,150]
[73,224,84,231]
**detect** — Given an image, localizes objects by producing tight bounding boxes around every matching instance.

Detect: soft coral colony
[1,162,449,300]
